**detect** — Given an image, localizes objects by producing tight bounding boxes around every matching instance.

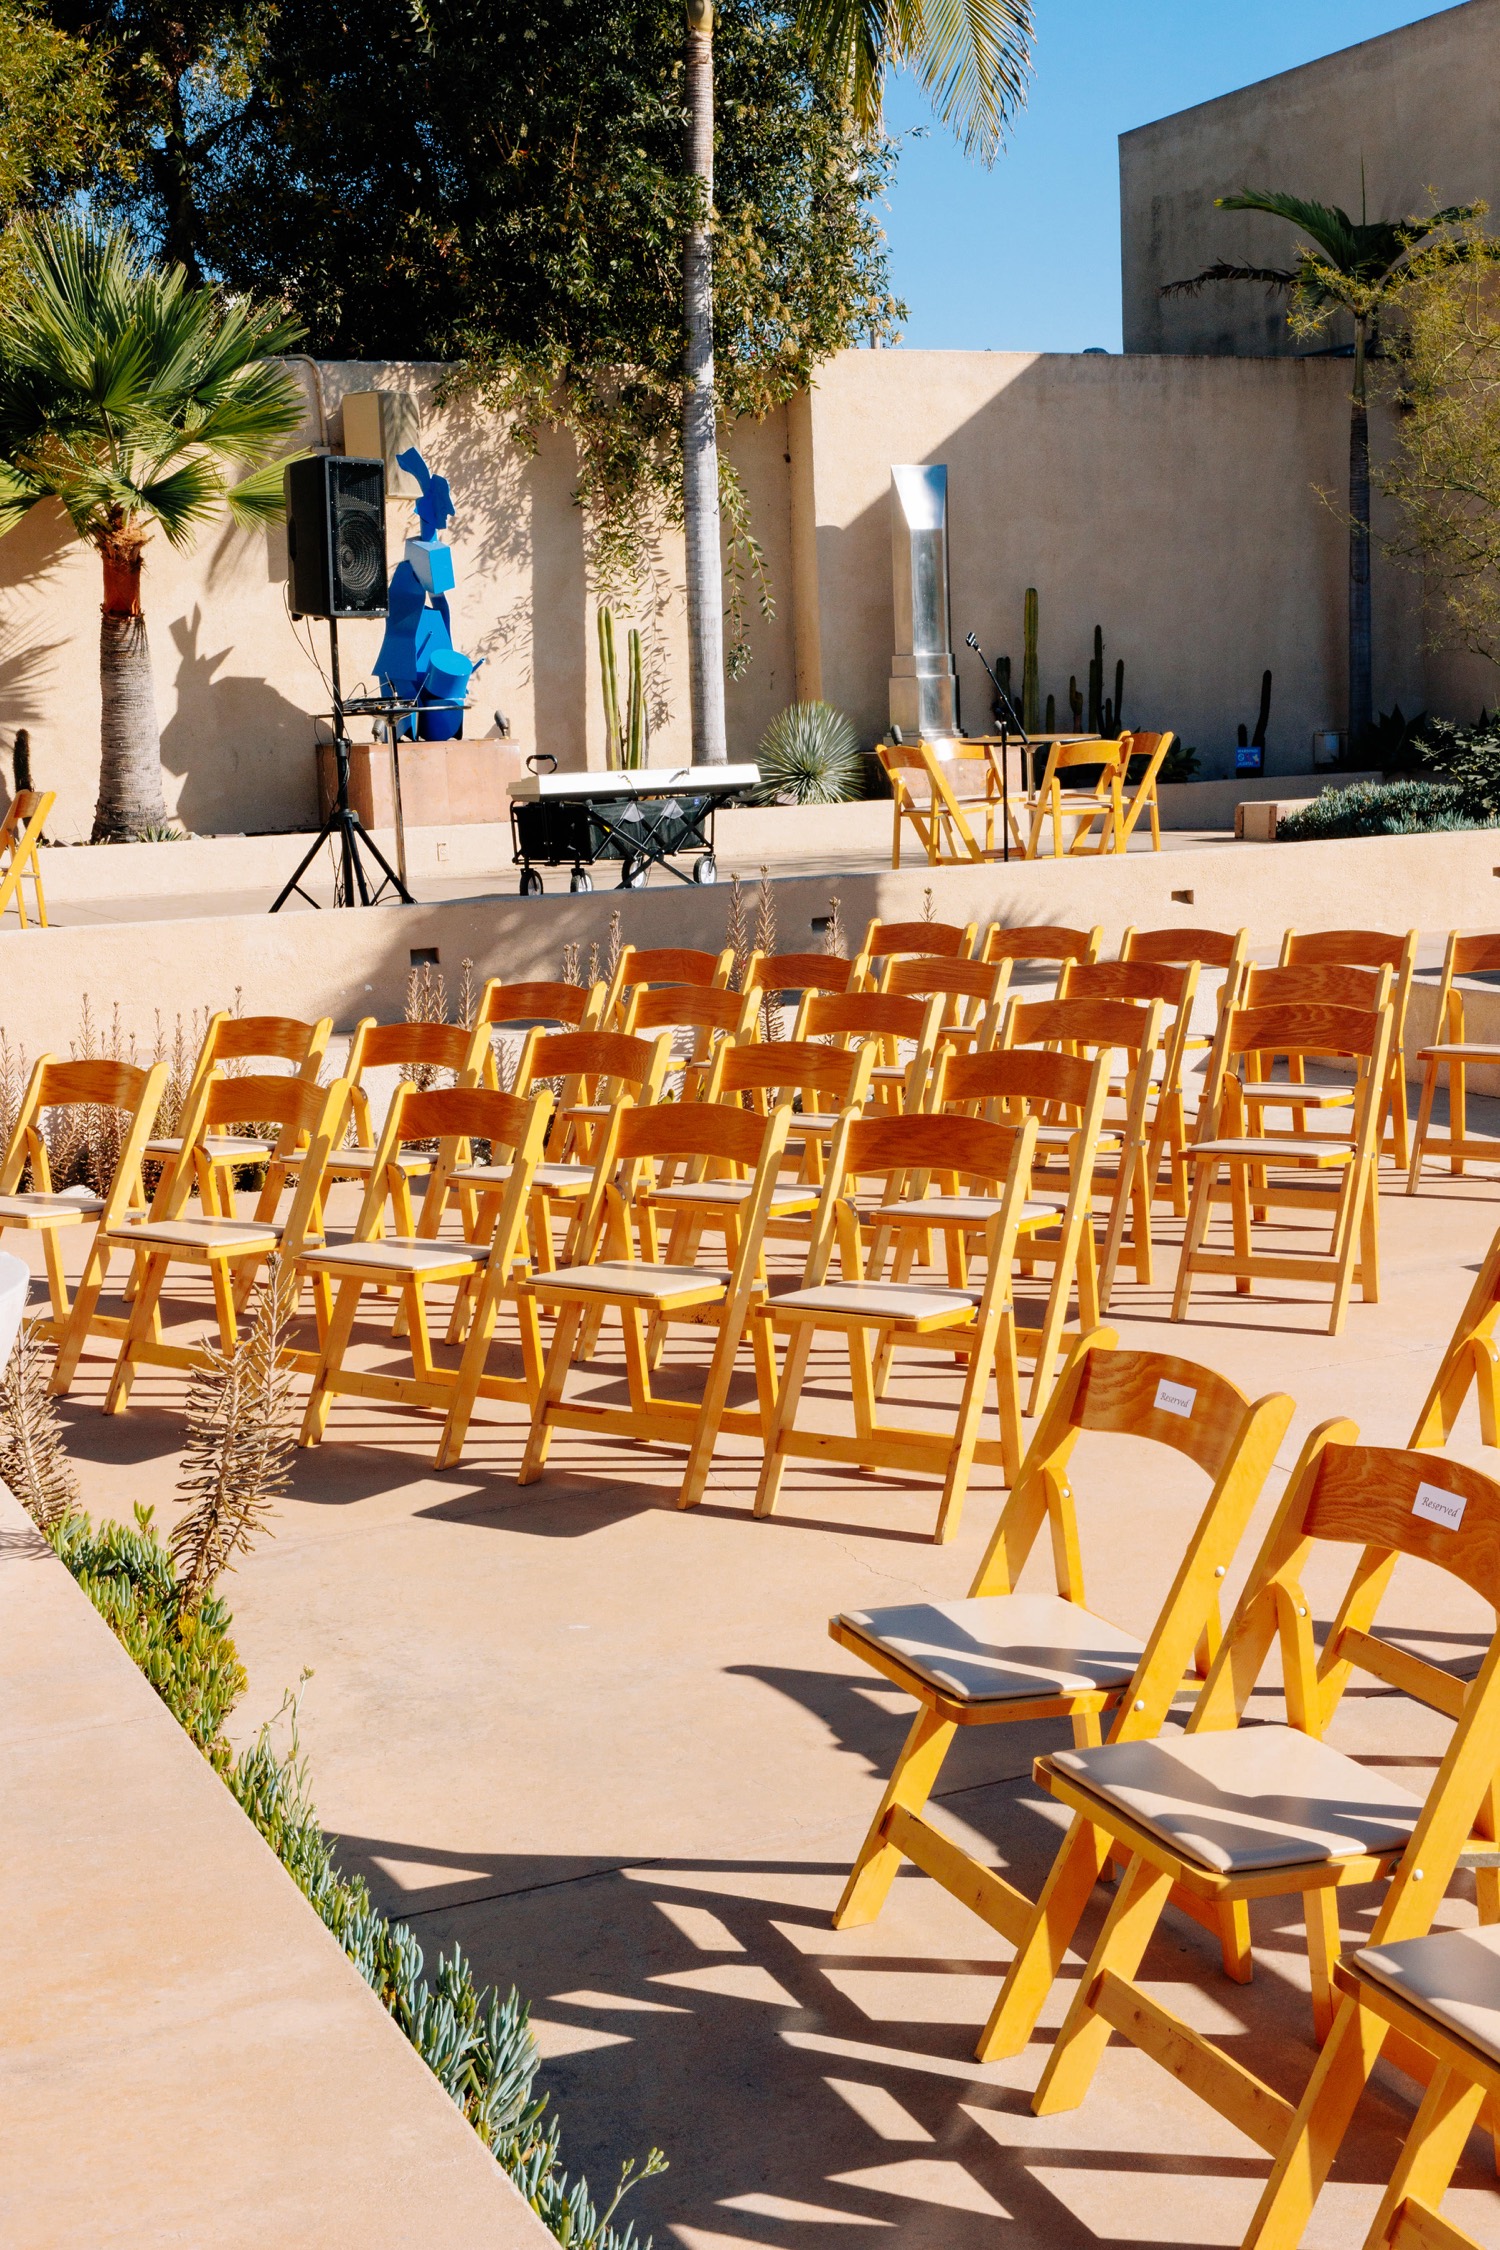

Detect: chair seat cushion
[873,1195,1059,1228]
[450,1160,590,1193]
[838,1594,1144,1704]
[1352,1924,1500,2069]
[291,1146,431,1176]
[647,1181,819,1210]
[1417,1043,1500,1062]
[301,1238,487,1276]
[0,1188,103,1223]
[538,1260,731,1301]
[110,1216,280,1253]
[145,1135,276,1161]
[1046,1723,1422,1875]
[1240,1082,1353,1107]
[1186,1137,1354,1163]
[772,1280,978,1326]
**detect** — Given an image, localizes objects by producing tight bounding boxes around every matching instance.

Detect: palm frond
[226,453,303,526]
[136,456,231,546]
[1160,261,1297,299]
[0,458,42,536]
[795,0,1032,162]
[1218,190,1364,271]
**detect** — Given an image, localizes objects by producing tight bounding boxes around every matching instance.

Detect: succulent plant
[757,701,863,804]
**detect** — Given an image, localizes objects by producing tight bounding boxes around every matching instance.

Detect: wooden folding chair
[662,1034,878,1235]
[472,977,606,1088]
[0,1055,166,1344]
[1121,924,1250,1133]
[282,1016,490,1235]
[622,979,761,1107]
[89,1071,351,1409]
[830,1332,1293,2024]
[753,1107,1039,1541]
[981,921,1103,998]
[142,1010,333,1218]
[744,949,869,1006]
[603,944,734,1028]
[1408,933,1500,1191]
[1020,1435,1500,2250]
[932,1044,1111,1413]
[790,989,945,1121]
[860,916,977,967]
[1410,1223,1500,1452]
[298,1083,552,1466]
[1021,738,1128,859]
[876,740,1004,868]
[878,953,1011,1077]
[1174,990,1393,1335]
[1114,729,1174,851]
[1000,993,1165,1305]
[0,788,55,927]
[1330,1930,1500,2250]
[517,1101,793,1509]
[1056,957,1200,1215]
[1279,927,1418,1166]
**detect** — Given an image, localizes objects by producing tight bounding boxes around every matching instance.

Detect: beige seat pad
[1353,1924,1500,2067]
[839,1594,1143,1704]
[1186,1138,1354,1163]
[539,1260,730,1300]
[111,1217,279,1252]
[1417,1043,1500,1061]
[873,1195,1059,1227]
[0,1189,103,1221]
[1241,1084,1354,1107]
[297,1147,431,1175]
[450,1161,589,1192]
[145,1134,276,1160]
[302,1239,487,1276]
[773,1280,978,1324]
[1048,1724,1422,1874]
[648,1181,818,1209]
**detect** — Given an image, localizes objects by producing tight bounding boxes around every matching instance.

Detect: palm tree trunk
[93,524,168,840]
[682,0,727,766]
[1348,316,1373,753]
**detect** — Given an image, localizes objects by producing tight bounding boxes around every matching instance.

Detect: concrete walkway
[15,1132,1500,2250]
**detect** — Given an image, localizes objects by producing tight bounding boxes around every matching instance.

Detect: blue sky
[881,1,1451,351]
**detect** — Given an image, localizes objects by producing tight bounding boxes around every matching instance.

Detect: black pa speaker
[284,454,389,619]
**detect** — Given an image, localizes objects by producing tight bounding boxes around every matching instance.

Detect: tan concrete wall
[1120,0,1500,358]
[793,348,1422,776]
[5,828,1499,1058]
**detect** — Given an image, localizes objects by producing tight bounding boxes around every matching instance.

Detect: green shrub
[756,702,863,804]
[50,1506,665,2250]
[1420,716,1500,819]
[1277,778,1489,840]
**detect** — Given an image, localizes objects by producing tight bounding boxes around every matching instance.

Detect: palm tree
[1163,191,1481,753]
[681,0,1034,763]
[0,218,305,838]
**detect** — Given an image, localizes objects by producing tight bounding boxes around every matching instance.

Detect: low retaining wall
[5,828,1500,1058]
[0,1477,553,2248]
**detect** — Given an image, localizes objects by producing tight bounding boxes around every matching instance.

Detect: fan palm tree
[682,0,1034,763]
[1164,191,1481,753]
[0,218,305,838]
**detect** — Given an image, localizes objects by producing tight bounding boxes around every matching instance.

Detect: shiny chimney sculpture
[888,463,959,740]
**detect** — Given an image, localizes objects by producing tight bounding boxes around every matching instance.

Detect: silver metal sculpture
[888,463,959,740]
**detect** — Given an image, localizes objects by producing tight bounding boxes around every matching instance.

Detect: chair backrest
[345,1017,484,1082]
[1428,931,1500,1045]
[1,1054,167,1220]
[513,1026,672,1111]
[1241,961,1390,1013]
[209,1013,332,1069]
[882,954,1008,1007]
[705,1034,878,1115]
[1121,924,1248,974]
[174,1071,350,1245]
[936,1041,1103,1120]
[968,1331,1293,1738]
[1189,1430,1500,1955]
[1117,730,1174,839]
[479,977,604,1030]
[982,923,1103,972]
[745,949,864,999]
[1036,737,1125,781]
[861,917,976,962]
[362,1083,553,1247]
[622,982,761,1044]
[804,1108,1038,1299]
[575,1098,794,1285]
[794,989,935,1046]
[1281,927,1417,1045]
[1003,993,1163,1062]
[1056,959,1196,1012]
[605,944,734,1024]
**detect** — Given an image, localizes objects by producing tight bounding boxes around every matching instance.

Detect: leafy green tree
[0,218,304,837]
[0,0,119,225]
[1164,191,1481,751]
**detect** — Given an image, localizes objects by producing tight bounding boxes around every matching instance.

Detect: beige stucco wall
[1120,0,1500,358]
[0,341,1483,835]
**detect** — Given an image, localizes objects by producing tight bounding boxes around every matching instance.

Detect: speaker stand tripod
[271,616,414,912]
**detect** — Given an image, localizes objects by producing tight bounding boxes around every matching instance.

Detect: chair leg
[1032,1854,1175,2115]
[1239,1992,1388,2250]
[678,1310,747,1510]
[976,1813,1118,2060]
[1305,1885,1343,2042]
[1409,1059,1440,1194]
[834,1704,957,1928]
[299,1280,365,1445]
[753,1322,815,1519]
[1172,1162,1216,1321]
[50,1232,112,1393]
[1361,2065,1487,2250]
[40,1225,71,1327]
[1388,1058,1411,1174]
[517,1303,584,1483]
[103,1253,169,1413]
[1216,1898,1253,1985]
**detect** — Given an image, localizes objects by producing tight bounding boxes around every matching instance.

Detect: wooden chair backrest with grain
[604,944,734,1026]
[704,1034,878,1120]
[1024,737,1127,858]
[1055,958,1200,1118]
[1121,923,1247,974]
[0,1054,166,1221]
[340,1016,490,1147]
[1115,729,1174,850]
[478,977,605,1030]
[1423,930,1500,1048]
[0,788,55,927]
[744,949,867,1000]
[860,916,977,965]
[877,739,1001,868]
[171,1069,351,1250]
[794,988,945,1110]
[512,1025,673,1118]
[357,1082,553,1249]
[167,1011,334,1164]
[981,923,1103,999]
[621,981,762,1067]
[882,951,1012,1053]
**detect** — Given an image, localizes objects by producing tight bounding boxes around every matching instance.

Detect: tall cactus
[1087,625,1104,735]
[1021,586,1040,733]
[1068,675,1083,732]
[598,606,622,770]
[1044,691,1056,733]
[1113,658,1125,735]
[625,627,647,769]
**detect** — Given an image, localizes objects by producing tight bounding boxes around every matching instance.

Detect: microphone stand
[965,632,1031,864]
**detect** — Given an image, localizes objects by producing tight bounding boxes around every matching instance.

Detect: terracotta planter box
[316,739,527,828]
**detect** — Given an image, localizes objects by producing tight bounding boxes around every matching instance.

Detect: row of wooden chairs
[831,1309,1500,2250]
[877,731,1176,868]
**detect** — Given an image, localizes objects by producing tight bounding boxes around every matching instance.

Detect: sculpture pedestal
[316,739,526,829]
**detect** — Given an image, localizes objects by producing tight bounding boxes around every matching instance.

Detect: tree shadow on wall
[162,604,323,833]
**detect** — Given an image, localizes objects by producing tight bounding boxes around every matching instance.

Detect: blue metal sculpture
[372,446,477,740]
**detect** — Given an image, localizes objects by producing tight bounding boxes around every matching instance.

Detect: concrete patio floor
[18,1135,1500,2250]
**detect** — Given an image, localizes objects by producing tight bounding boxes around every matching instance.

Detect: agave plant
[0,217,305,839]
[756,702,863,804]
